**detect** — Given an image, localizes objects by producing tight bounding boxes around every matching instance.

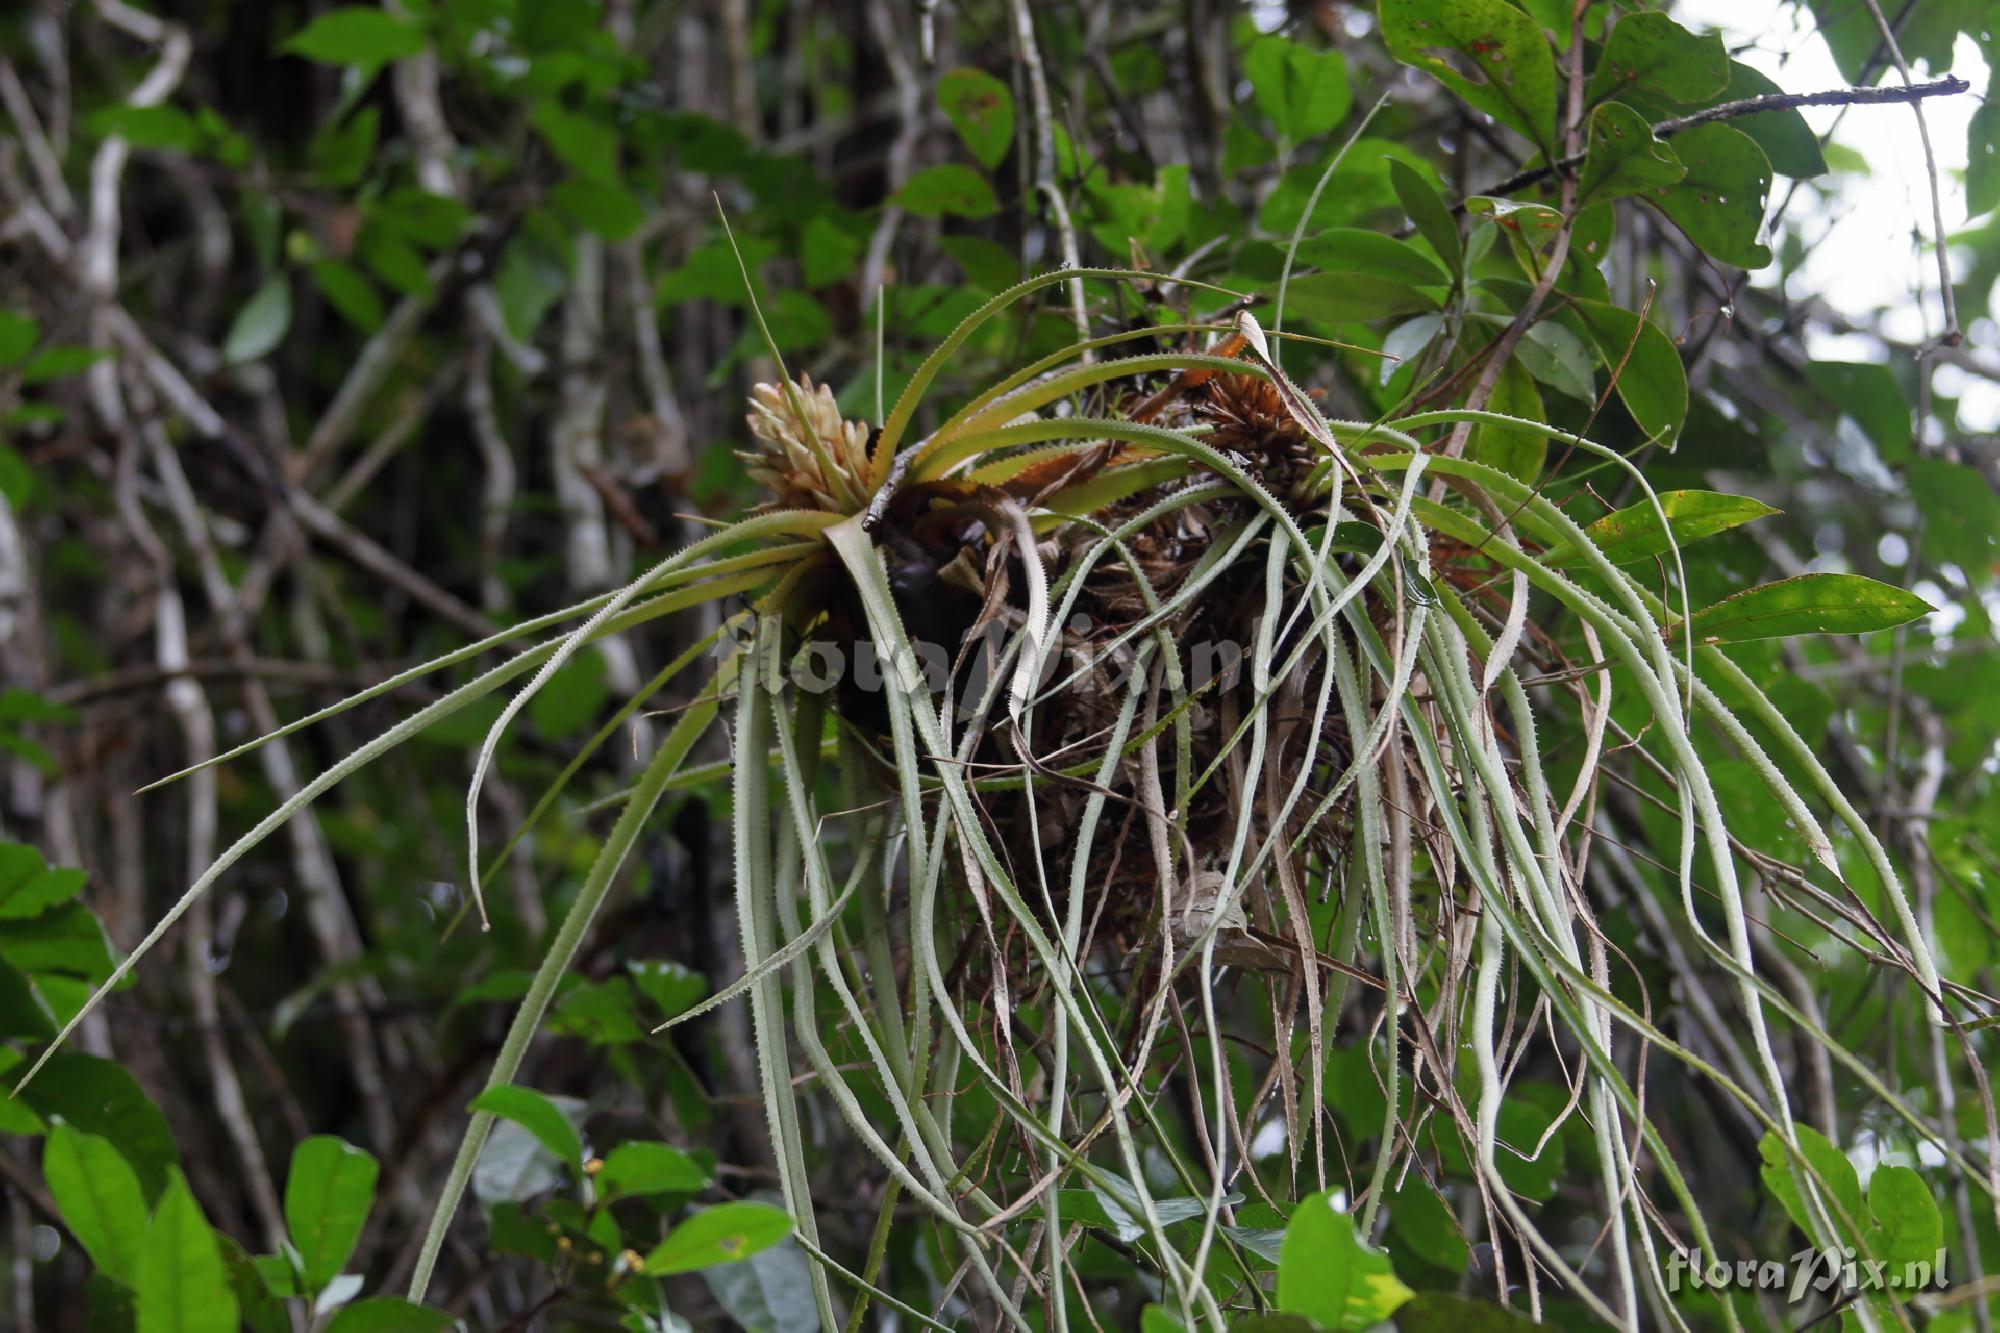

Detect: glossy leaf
[937,67,1014,168]
[1684,574,1933,644]
[1379,0,1558,150]
[1555,490,1780,565]
[1586,11,1728,106]
[1276,1191,1414,1330]
[19,1054,178,1200]
[598,1141,710,1198]
[1570,298,1687,447]
[1650,123,1773,268]
[643,1201,793,1275]
[469,1085,584,1171]
[44,1123,149,1285]
[136,1172,238,1333]
[1579,101,1685,204]
[1516,319,1595,402]
[1864,1166,1944,1271]
[284,1136,379,1292]
[1297,228,1451,287]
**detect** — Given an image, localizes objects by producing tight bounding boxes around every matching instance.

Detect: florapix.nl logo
[1665,1245,1947,1304]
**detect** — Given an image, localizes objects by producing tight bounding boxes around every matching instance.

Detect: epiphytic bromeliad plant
[8,1,1995,1331]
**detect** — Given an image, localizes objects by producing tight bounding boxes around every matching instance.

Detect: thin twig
[1462,76,1970,212]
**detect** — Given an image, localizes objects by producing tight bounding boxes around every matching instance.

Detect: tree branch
[1460,75,1970,212]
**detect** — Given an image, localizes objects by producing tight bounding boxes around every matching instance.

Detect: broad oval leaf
[136,1172,238,1333]
[1864,1165,1944,1270]
[1649,123,1773,269]
[1579,101,1685,205]
[892,164,998,218]
[598,1141,710,1199]
[1553,490,1780,565]
[1296,227,1450,287]
[19,1054,179,1201]
[1569,298,1687,448]
[1276,1191,1414,1330]
[1379,0,1558,151]
[283,1136,379,1293]
[937,67,1014,169]
[1759,1122,1862,1239]
[44,1123,149,1285]
[1516,319,1595,402]
[1682,573,1934,644]
[1279,272,1439,325]
[280,9,424,66]
[1586,11,1729,106]
[644,1201,793,1275]
[470,1085,585,1171]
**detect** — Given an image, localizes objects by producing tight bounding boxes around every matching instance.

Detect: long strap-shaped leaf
[407,655,734,1301]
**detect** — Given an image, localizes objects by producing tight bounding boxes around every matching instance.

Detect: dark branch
[1458,75,1970,212]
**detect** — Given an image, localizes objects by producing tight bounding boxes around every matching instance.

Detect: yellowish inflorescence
[742,373,872,513]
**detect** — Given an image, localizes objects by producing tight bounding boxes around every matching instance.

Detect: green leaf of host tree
[44,1123,149,1285]
[470,1085,584,1170]
[1379,0,1558,152]
[1551,490,1779,565]
[643,1201,793,1275]
[222,275,292,366]
[1864,1165,1944,1273]
[1391,159,1463,275]
[321,1297,454,1333]
[1469,356,1546,484]
[937,67,1014,168]
[598,1141,710,1198]
[892,164,998,218]
[1585,11,1728,106]
[280,8,424,66]
[1579,102,1684,205]
[1683,573,1933,645]
[1649,123,1773,268]
[136,1171,237,1333]
[1569,298,1687,447]
[1276,1190,1414,1330]
[1245,36,1352,142]
[1280,272,1439,324]
[0,839,86,918]
[284,1136,379,1293]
